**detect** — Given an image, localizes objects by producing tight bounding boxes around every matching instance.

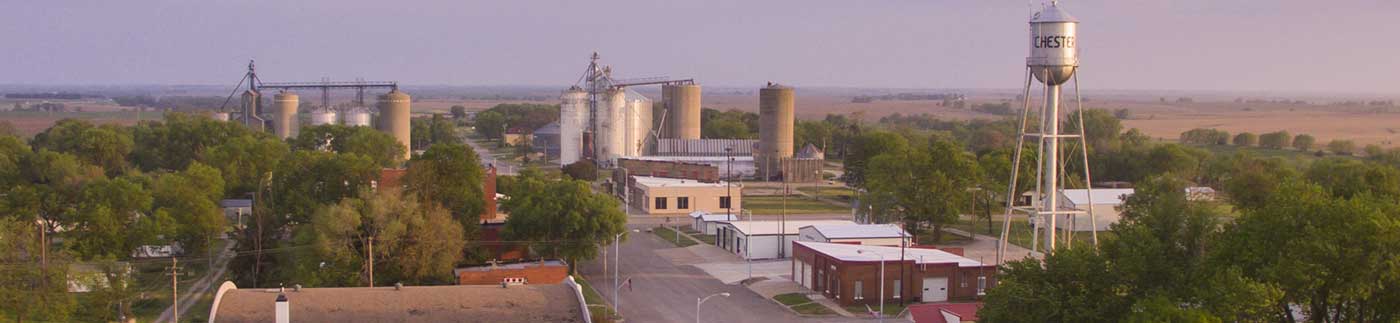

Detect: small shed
[688,211,739,235]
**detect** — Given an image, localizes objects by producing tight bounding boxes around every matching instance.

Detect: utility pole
[367,237,375,287]
[166,257,183,323]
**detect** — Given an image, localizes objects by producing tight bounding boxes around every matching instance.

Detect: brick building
[791,241,996,306]
[453,260,569,285]
[617,158,721,182]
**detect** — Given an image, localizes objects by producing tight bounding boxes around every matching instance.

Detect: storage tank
[659,85,675,137]
[559,87,588,166]
[667,84,702,139]
[209,112,230,122]
[624,90,652,157]
[594,88,627,165]
[377,90,412,161]
[1029,1,1078,86]
[239,90,261,130]
[272,91,299,139]
[309,111,338,126]
[759,83,795,179]
[343,110,371,127]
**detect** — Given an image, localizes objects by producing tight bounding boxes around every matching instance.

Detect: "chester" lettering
[1033,35,1075,49]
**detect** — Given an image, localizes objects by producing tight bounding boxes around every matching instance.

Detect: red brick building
[791,241,996,306]
[617,158,720,182]
[453,260,568,285]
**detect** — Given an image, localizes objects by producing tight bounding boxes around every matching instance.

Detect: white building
[796,223,910,247]
[688,211,739,235]
[714,220,855,259]
[1055,188,1134,231]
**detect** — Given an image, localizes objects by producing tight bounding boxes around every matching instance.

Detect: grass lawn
[844,302,908,317]
[792,303,836,315]
[694,234,716,245]
[652,226,698,247]
[743,195,850,215]
[947,216,1100,250]
[774,293,812,306]
[575,276,619,320]
[796,186,856,202]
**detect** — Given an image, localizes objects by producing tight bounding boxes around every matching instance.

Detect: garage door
[922,277,948,302]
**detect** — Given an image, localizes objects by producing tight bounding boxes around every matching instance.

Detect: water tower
[997,1,1099,263]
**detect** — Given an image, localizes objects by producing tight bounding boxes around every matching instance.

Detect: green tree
[69,176,154,259]
[702,117,753,139]
[1258,131,1292,150]
[450,105,468,120]
[293,189,465,286]
[865,138,978,241]
[562,160,598,181]
[30,119,134,175]
[404,143,485,231]
[501,174,626,272]
[271,150,380,224]
[1213,180,1400,321]
[205,135,289,196]
[0,135,29,189]
[291,124,406,168]
[1232,132,1258,147]
[130,113,256,171]
[0,217,76,322]
[1304,157,1400,200]
[1327,139,1356,155]
[152,162,226,254]
[1292,134,1315,151]
[1065,108,1123,151]
[842,131,909,189]
[473,111,507,139]
[793,120,833,155]
[981,247,1130,322]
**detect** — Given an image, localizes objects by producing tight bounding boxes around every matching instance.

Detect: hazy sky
[3,0,1397,94]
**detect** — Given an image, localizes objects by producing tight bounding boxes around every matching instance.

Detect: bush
[1180,128,1230,145]
[1292,134,1315,151]
[1259,131,1292,150]
[562,160,598,181]
[1232,132,1258,147]
[1328,140,1357,155]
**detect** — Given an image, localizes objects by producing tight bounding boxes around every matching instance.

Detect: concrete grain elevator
[272,91,299,139]
[758,83,795,179]
[377,89,412,160]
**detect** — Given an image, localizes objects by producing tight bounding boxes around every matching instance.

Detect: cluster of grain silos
[758,83,795,178]
[377,89,412,160]
[662,84,702,140]
[343,110,372,127]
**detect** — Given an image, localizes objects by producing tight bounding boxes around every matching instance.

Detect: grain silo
[667,84,701,139]
[272,91,299,139]
[343,110,372,127]
[595,88,627,165]
[309,111,338,126]
[624,89,652,157]
[239,90,261,130]
[559,86,588,166]
[377,90,412,161]
[758,83,795,179]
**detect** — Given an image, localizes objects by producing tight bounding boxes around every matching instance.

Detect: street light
[857,249,886,323]
[614,229,639,313]
[696,292,731,323]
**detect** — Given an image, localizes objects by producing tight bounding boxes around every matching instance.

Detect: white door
[802,263,813,288]
[922,277,948,302]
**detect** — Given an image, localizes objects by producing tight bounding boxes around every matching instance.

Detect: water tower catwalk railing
[996,1,1098,265]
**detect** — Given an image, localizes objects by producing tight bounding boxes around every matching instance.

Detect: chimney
[275,293,289,323]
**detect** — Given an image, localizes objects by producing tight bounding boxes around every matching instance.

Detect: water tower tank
[309,111,338,126]
[668,84,701,140]
[1028,1,1078,86]
[343,110,371,127]
[559,87,588,166]
[759,83,795,176]
[273,91,299,139]
[377,90,412,161]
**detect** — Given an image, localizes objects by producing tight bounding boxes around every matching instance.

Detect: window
[678,197,690,209]
[960,272,968,288]
[853,281,864,300]
[655,197,668,209]
[977,276,987,296]
[893,279,902,299]
[719,196,732,209]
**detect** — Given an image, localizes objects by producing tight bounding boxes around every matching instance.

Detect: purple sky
[3,0,1397,94]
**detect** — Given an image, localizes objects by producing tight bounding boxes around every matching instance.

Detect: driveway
[579,224,871,323]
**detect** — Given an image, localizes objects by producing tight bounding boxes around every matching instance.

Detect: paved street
[579,224,872,323]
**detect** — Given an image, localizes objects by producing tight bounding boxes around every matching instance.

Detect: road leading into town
[156,239,236,323]
[579,224,871,323]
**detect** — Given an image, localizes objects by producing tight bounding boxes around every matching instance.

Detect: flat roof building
[791,241,996,306]
[1055,188,1134,232]
[688,210,739,235]
[207,279,590,323]
[797,223,911,247]
[627,176,740,216]
[454,259,568,286]
[714,220,855,259]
